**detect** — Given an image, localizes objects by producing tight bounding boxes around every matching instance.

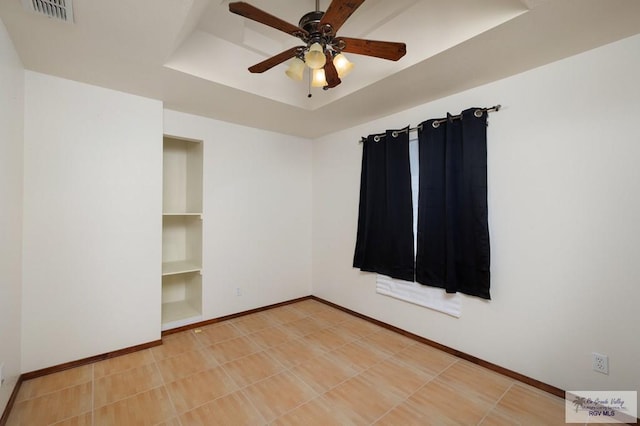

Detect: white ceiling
[2,0,640,138]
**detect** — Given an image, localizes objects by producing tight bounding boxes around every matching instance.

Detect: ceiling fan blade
[319,0,366,34]
[336,37,406,61]
[324,52,341,88]
[248,46,305,73]
[229,2,308,39]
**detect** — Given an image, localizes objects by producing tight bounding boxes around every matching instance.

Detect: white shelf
[162,260,201,276]
[161,270,202,329]
[161,135,203,330]
[163,137,203,214]
[162,215,202,272]
[163,212,202,217]
[161,300,202,330]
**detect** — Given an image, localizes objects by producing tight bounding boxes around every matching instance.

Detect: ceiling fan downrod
[298,8,340,59]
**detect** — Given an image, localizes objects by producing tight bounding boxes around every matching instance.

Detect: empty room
[1,0,639,424]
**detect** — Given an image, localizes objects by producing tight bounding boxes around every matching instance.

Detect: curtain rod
[359,105,502,143]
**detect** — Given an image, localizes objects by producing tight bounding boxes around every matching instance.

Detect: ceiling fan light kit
[285,57,306,81]
[228,0,406,92]
[304,42,327,69]
[311,68,328,88]
[332,53,354,78]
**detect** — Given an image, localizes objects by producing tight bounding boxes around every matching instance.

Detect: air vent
[22,0,74,23]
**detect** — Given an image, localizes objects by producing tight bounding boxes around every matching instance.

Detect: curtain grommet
[474,109,484,118]
[432,121,440,129]
[391,131,398,138]
[373,135,381,142]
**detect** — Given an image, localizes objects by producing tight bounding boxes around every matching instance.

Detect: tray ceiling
[2,0,640,138]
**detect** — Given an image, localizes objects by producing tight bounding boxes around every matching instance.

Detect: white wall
[312,34,640,395]
[22,72,163,372]
[0,18,23,412]
[164,110,312,318]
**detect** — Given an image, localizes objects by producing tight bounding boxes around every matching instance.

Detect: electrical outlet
[592,352,609,374]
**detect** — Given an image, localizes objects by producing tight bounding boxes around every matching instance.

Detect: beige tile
[165,366,238,414]
[334,317,382,339]
[7,382,92,426]
[302,328,351,352]
[3,304,577,426]
[247,326,296,349]
[94,386,175,426]
[179,391,265,426]
[16,365,92,402]
[231,312,275,334]
[328,326,359,344]
[516,381,566,401]
[328,341,388,372]
[279,317,328,337]
[156,349,216,383]
[194,323,243,346]
[492,383,567,425]
[405,378,493,424]
[479,409,522,425]
[359,357,433,399]
[222,351,284,387]
[261,306,307,324]
[94,363,163,408]
[94,349,155,378]
[243,371,317,422]
[268,337,326,369]
[374,400,434,425]
[291,352,358,393]
[436,360,513,404]
[289,299,330,314]
[377,378,492,425]
[152,332,201,361]
[155,418,183,426]
[311,308,354,326]
[273,396,360,426]
[204,336,261,363]
[51,412,92,426]
[392,342,457,376]
[323,375,402,424]
[359,329,416,355]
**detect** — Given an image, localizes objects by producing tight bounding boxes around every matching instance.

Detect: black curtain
[416,108,491,299]
[353,129,415,282]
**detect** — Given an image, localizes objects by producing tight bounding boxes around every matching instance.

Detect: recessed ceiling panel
[166,0,529,109]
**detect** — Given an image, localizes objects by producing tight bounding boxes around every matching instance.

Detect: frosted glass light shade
[311,68,327,87]
[333,53,354,78]
[305,43,326,69]
[285,57,305,81]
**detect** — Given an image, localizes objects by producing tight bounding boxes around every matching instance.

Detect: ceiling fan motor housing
[299,10,341,55]
[298,10,324,35]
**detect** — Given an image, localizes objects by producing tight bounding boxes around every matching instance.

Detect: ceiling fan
[228,0,407,90]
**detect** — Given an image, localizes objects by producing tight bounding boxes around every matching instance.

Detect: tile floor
[6,299,573,425]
